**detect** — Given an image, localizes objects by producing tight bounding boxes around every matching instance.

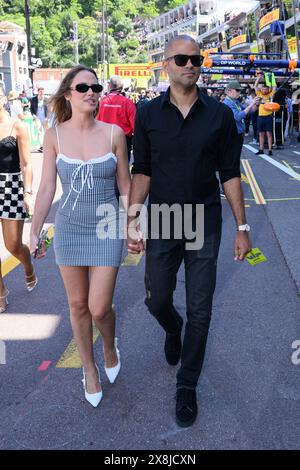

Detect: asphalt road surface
[0,136,300,450]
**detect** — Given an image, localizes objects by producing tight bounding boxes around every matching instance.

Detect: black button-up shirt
[132,87,241,235]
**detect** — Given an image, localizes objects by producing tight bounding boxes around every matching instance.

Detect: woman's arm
[115,125,131,210]
[30,128,57,243]
[16,120,33,215]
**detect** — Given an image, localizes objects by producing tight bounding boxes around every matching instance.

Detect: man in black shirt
[128,35,251,428]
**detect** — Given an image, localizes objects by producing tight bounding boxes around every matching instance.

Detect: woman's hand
[127,221,145,254]
[30,232,39,257]
[23,193,34,217]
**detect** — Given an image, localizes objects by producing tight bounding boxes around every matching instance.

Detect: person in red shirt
[97,75,136,161]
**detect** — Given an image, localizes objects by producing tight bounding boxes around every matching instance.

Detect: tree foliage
[0,0,173,66]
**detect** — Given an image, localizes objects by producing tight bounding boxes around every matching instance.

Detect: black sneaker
[255,149,264,155]
[176,388,197,428]
[164,316,183,366]
[268,150,273,156]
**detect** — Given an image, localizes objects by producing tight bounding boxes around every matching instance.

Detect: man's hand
[234,232,251,261]
[127,220,145,254]
[252,96,261,107]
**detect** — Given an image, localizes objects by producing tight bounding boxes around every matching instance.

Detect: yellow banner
[229,34,247,49]
[200,48,218,55]
[98,63,152,88]
[149,61,162,70]
[287,37,297,54]
[259,8,280,30]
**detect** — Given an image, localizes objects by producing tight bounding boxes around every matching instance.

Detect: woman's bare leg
[88,266,119,368]
[2,219,35,281]
[59,265,101,394]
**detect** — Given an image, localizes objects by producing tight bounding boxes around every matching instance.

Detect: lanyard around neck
[227,96,242,112]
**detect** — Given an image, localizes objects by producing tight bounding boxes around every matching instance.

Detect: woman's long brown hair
[49,65,99,124]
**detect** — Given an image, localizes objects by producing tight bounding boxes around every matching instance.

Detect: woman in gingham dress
[0,87,36,313]
[30,66,131,407]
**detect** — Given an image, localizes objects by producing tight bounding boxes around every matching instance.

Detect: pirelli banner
[229,34,247,49]
[259,8,280,30]
[98,63,153,88]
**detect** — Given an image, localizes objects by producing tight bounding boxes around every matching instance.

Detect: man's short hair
[109,75,124,91]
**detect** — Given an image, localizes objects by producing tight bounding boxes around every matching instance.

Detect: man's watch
[237,224,250,232]
[24,188,33,195]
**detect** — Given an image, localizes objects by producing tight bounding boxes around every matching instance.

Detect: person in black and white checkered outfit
[0,87,36,313]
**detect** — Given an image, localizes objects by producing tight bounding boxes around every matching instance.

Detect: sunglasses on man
[165,54,204,67]
[70,83,103,93]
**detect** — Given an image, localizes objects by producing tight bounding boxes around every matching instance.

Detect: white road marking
[243,145,300,180]
[243,144,258,153]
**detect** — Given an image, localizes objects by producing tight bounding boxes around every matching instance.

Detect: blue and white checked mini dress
[54,125,124,266]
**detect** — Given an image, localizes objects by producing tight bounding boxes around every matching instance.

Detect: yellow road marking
[122,251,144,266]
[56,324,100,368]
[2,256,21,277]
[265,197,300,201]
[241,160,266,205]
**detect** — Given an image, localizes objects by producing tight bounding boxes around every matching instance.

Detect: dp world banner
[98,63,152,88]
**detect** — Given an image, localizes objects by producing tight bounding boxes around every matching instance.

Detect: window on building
[19,67,22,74]
[18,54,21,61]
[23,54,26,61]
[23,68,27,74]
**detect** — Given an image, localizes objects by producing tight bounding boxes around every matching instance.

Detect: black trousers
[237,133,244,156]
[145,228,222,389]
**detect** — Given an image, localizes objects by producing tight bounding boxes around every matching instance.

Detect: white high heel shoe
[82,364,103,407]
[25,271,38,292]
[104,338,121,384]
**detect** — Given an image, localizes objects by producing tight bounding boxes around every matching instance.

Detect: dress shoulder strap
[55,125,61,154]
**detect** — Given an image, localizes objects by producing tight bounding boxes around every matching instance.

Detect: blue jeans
[145,227,222,389]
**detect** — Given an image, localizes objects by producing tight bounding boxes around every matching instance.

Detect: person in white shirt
[7,91,23,120]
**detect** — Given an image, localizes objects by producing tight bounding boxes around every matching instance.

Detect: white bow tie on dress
[61,162,94,212]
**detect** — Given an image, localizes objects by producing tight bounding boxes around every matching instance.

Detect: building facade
[147,0,216,88]
[147,1,300,88]
[0,22,29,93]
